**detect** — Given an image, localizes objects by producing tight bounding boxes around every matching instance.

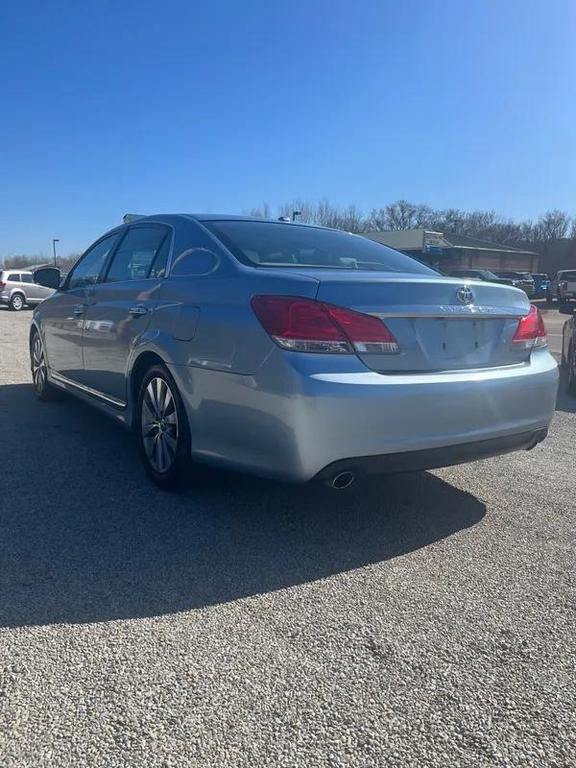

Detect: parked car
[548,270,576,304]
[0,269,55,310]
[494,271,535,297]
[31,214,559,489]
[531,273,551,300]
[560,304,576,395]
[446,268,521,288]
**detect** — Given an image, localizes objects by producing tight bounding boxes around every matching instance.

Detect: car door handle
[129,305,149,317]
[72,304,85,316]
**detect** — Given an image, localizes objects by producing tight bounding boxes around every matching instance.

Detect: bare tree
[277,199,368,232]
[278,199,319,224]
[366,201,434,231]
[535,209,571,241]
[249,198,576,244]
[246,202,272,219]
[3,255,43,269]
[337,204,366,233]
[2,252,80,271]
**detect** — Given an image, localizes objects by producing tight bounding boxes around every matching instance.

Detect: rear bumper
[172,348,559,483]
[316,428,548,481]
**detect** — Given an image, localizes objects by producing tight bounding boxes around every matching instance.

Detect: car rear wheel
[136,365,192,489]
[9,293,25,311]
[30,331,59,400]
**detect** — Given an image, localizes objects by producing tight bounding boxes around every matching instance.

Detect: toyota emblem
[456,286,474,305]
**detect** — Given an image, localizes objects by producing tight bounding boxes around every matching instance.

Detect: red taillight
[251,295,399,355]
[325,304,399,353]
[512,304,547,349]
[0,282,6,289]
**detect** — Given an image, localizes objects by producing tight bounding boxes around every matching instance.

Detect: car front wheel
[136,365,192,489]
[30,331,59,400]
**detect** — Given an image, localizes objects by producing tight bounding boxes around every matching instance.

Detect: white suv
[0,269,55,311]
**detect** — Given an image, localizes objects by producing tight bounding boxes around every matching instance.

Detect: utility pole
[292,210,302,222]
[52,238,59,266]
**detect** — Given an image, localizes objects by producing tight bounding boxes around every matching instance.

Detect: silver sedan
[30,214,559,489]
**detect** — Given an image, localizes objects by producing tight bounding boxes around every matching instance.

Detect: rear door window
[21,273,34,284]
[8,273,21,282]
[104,226,169,283]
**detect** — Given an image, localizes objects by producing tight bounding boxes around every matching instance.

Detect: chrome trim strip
[371,309,525,320]
[50,371,127,408]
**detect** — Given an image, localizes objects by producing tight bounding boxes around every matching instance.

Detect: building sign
[424,231,444,255]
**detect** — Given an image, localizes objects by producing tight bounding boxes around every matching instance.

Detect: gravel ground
[0,307,575,767]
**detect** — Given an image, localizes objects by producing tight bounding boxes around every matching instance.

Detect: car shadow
[0,383,486,628]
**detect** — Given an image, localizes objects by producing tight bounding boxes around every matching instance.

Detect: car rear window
[560,271,576,280]
[202,220,435,274]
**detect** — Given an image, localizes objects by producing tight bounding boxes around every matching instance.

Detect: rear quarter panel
[147,264,320,375]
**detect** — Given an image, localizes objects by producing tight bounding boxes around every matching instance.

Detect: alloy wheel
[11,295,24,311]
[31,334,47,393]
[141,377,179,474]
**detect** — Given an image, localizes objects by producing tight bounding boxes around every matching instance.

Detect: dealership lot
[0,308,574,766]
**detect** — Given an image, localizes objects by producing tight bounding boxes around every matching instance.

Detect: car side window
[68,234,121,291]
[21,273,33,284]
[8,274,21,282]
[105,226,169,283]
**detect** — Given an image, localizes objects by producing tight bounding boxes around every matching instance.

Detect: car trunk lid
[313,272,532,373]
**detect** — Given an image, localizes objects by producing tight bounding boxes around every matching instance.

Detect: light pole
[292,210,302,222]
[52,238,59,266]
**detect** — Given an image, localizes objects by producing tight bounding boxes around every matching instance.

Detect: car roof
[123,213,335,231]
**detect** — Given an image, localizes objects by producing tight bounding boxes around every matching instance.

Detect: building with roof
[363,229,539,272]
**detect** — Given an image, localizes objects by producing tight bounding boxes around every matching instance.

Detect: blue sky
[1,0,575,256]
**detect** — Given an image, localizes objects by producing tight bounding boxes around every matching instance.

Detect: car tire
[136,364,193,489]
[9,293,25,311]
[30,331,60,401]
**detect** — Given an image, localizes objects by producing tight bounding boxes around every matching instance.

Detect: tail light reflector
[251,295,399,355]
[512,304,547,349]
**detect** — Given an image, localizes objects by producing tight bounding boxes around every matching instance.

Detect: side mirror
[33,266,61,290]
[558,304,576,316]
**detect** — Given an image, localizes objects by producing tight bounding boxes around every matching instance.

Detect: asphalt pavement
[0,307,574,767]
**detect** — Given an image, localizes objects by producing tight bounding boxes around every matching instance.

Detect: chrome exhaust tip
[330,471,355,490]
